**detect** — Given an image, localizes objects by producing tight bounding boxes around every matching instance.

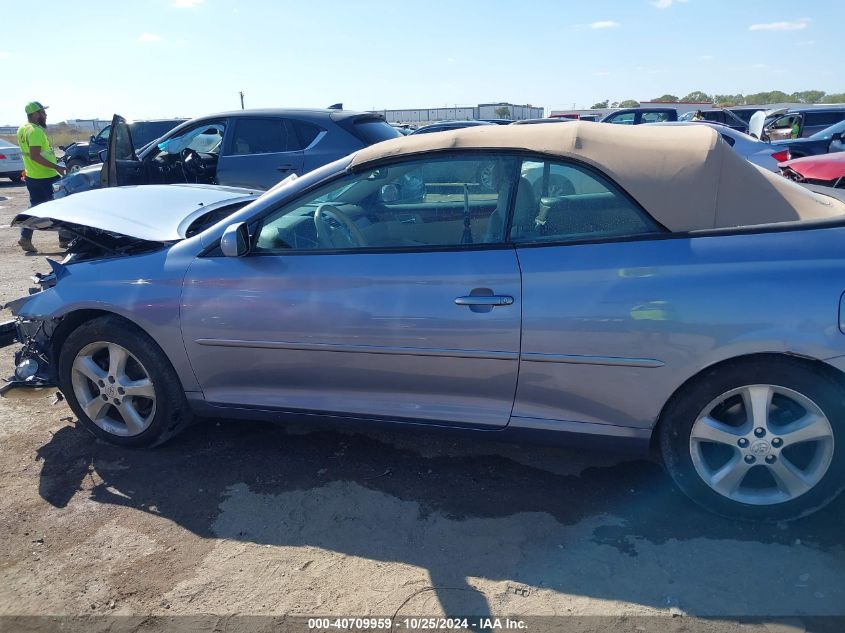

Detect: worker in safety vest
[790,117,801,139]
[16,101,67,253]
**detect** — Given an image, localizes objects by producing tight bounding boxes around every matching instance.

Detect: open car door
[102,114,146,187]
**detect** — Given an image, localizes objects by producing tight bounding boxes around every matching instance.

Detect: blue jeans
[21,175,61,241]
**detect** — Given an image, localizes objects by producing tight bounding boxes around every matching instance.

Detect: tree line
[590,90,845,110]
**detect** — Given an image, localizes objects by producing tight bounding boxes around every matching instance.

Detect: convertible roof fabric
[350,122,845,232]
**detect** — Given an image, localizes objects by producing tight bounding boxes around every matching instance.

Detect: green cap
[25,101,48,115]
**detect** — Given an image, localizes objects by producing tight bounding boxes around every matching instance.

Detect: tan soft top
[350,122,845,232]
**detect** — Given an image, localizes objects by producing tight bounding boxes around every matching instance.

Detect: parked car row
[598,104,845,144]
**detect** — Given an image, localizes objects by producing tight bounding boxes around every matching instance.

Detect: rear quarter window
[291,121,322,148]
[345,119,401,145]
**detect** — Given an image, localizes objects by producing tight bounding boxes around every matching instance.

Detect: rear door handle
[454,295,514,307]
[277,164,296,172]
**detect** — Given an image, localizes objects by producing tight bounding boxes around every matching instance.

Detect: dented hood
[781,152,845,182]
[12,183,258,242]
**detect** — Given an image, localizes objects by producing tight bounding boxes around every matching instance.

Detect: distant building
[65,119,111,131]
[377,102,544,125]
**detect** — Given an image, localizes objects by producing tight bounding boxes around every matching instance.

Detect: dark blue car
[54,109,399,198]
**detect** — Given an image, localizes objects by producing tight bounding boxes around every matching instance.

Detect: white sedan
[0,139,24,183]
[650,121,789,172]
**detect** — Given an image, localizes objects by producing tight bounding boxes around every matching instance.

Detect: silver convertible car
[4,122,845,521]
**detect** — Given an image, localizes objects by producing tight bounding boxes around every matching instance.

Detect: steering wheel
[180,148,205,178]
[313,204,367,248]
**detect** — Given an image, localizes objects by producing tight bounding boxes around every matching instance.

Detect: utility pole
[239,91,245,110]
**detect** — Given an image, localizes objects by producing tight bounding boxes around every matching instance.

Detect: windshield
[809,119,845,140]
[130,120,184,148]
[158,122,224,155]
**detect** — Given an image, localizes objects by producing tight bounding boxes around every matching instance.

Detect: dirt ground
[0,178,843,632]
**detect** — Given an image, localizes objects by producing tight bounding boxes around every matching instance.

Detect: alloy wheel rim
[70,342,156,437]
[689,384,834,506]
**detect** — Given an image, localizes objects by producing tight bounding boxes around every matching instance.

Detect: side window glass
[641,112,669,123]
[96,126,111,144]
[511,160,661,243]
[719,134,736,147]
[254,155,518,252]
[290,120,322,148]
[607,113,635,125]
[805,112,839,128]
[228,119,294,155]
[771,116,794,130]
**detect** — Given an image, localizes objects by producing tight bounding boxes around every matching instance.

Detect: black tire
[64,158,86,173]
[58,316,193,448]
[9,173,22,183]
[658,356,845,521]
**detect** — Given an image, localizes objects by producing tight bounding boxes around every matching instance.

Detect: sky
[1,0,843,125]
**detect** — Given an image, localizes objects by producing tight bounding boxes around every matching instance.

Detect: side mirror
[90,135,96,143]
[59,145,66,151]
[220,222,250,257]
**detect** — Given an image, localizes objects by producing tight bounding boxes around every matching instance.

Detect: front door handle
[277,164,296,172]
[454,295,514,307]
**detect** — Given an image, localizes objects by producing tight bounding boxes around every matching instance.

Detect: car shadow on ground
[36,417,845,618]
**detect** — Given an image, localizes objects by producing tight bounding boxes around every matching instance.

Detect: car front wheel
[659,357,844,521]
[65,158,86,173]
[58,316,193,447]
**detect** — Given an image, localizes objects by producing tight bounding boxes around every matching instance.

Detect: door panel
[217,117,306,189]
[216,151,304,189]
[515,241,679,429]
[180,250,521,427]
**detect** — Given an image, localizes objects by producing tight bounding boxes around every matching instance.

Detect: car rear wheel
[659,357,844,521]
[59,316,193,447]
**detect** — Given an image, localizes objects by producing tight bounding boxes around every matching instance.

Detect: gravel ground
[0,179,843,632]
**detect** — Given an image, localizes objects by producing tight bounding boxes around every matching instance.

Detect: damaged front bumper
[1,266,64,395]
[0,317,57,395]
